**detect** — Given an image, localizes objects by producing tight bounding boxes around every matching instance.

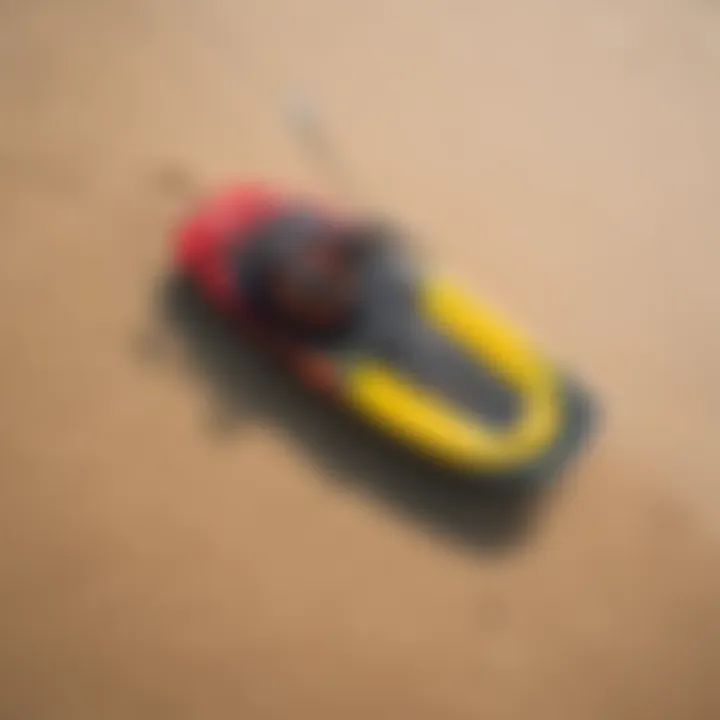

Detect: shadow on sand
[143,272,587,553]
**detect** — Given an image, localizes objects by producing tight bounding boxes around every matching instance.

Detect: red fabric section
[172,184,341,395]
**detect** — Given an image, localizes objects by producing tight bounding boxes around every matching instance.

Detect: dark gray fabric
[352,246,520,428]
[235,212,522,428]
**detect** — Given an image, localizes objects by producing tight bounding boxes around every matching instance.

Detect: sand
[1,1,719,718]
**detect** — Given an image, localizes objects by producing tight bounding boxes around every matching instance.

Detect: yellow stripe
[343,276,562,470]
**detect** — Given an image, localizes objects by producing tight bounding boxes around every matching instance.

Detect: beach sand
[1,1,719,718]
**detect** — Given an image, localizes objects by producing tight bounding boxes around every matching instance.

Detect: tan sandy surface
[1,1,720,718]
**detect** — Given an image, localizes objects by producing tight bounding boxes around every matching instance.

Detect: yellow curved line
[343,276,562,470]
